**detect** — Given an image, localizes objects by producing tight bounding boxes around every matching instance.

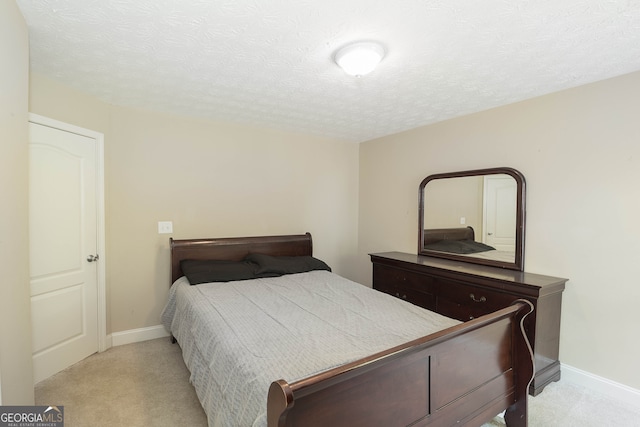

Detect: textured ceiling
[16,0,640,142]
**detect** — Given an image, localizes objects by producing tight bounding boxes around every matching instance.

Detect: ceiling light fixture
[334,41,385,77]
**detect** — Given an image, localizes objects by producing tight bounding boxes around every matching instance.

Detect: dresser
[370,251,567,396]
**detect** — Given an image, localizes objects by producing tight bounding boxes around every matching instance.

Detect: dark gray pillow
[180,259,258,284]
[423,239,495,254]
[244,253,331,276]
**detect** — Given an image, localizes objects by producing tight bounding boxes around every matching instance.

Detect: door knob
[87,254,99,262]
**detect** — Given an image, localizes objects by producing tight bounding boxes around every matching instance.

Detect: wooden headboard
[423,226,475,245]
[170,232,313,283]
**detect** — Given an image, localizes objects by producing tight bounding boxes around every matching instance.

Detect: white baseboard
[109,325,170,347]
[562,363,640,409]
[103,335,112,351]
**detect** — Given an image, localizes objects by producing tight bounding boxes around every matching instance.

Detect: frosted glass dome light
[334,42,385,77]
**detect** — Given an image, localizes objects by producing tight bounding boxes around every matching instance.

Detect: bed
[161,233,534,427]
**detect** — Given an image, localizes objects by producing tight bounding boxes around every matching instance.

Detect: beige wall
[423,175,484,233]
[29,74,359,334]
[0,0,34,404]
[29,74,112,134]
[25,25,640,393]
[358,70,640,391]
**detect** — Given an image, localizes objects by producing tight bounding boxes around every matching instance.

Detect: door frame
[28,113,107,354]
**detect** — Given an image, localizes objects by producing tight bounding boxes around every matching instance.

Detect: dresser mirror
[418,167,526,271]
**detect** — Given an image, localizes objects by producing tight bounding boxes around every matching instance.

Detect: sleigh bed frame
[170,232,534,427]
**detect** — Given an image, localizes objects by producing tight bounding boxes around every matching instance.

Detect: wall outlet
[158,221,173,234]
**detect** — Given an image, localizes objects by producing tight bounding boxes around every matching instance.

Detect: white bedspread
[161,270,459,427]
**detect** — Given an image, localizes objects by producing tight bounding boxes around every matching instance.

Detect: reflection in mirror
[418,168,525,271]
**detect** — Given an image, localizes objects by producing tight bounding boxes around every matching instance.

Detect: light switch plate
[158,221,173,234]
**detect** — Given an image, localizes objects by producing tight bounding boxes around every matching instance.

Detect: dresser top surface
[370,251,568,289]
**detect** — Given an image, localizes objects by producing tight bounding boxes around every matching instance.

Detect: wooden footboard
[268,300,534,427]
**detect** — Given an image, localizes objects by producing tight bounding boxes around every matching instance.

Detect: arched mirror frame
[418,167,526,271]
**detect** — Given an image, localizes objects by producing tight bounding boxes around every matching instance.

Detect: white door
[483,175,517,251]
[29,118,103,383]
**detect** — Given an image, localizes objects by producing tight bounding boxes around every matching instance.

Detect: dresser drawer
[373,265,436,310]
[437,279,516,321]
[394,287,436,311]
[373,264,435,290]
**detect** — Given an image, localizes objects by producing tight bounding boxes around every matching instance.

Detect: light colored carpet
[35,338,640,426]
[35,337,207,426]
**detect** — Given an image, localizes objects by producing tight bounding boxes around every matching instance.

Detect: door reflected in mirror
[418,168,525,271]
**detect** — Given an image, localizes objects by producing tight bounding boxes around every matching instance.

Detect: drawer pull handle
[469,293,487,303]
